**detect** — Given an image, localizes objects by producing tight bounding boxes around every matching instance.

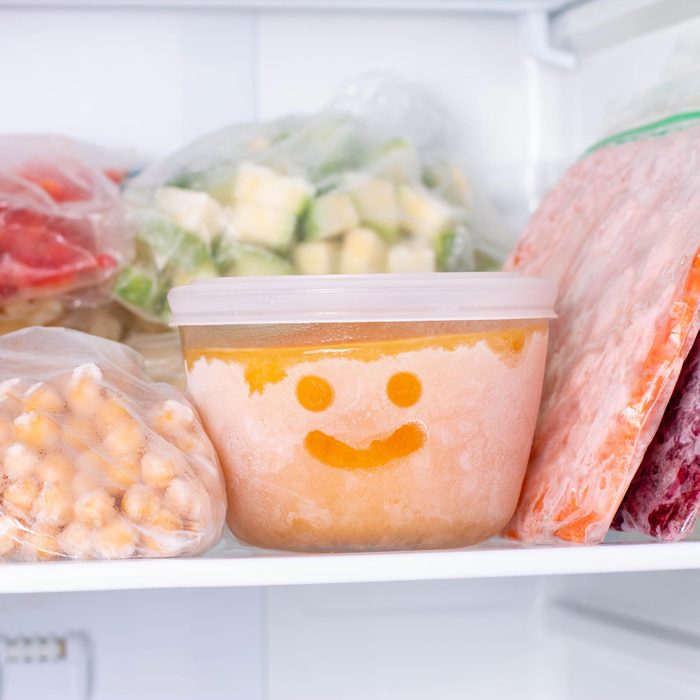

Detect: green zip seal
[585,110,700,155]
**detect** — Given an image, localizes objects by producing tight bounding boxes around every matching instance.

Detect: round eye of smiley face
[386,372,422,408]
[297,375,334,412]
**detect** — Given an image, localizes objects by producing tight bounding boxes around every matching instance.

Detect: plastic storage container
[169,274,556,552]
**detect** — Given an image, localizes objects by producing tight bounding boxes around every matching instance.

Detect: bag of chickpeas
[0,327,226,560]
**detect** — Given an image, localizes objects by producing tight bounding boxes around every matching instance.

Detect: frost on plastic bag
[0,135,131,306]
[0,327,226,560]
[504,66,700,545]
[117,75,508,322]
[613,332,700,540]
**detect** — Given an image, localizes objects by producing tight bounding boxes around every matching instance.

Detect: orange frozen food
[505,126,700,544]
[170,273,556,552]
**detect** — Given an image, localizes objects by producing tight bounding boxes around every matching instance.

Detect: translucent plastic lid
[168,273,557,325]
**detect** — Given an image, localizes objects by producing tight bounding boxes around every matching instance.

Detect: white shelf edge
[0,0,571,12]
[1,541,699,594]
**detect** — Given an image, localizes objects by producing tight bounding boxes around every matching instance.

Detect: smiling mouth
[304,422,427,470]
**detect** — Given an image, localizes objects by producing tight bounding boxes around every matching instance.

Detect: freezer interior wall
[3,570,699,700]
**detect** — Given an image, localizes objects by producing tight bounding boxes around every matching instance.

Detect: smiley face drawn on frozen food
[296,372,427,469]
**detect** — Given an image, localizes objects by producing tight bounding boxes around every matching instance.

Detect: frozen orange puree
[185,325,548,551]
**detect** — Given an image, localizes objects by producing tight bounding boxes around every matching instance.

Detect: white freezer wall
[3,4,700,231]
[0,6,549,234]
[2,571,700,700]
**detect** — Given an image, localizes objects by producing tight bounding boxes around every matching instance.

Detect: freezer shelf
[1,538,699,594]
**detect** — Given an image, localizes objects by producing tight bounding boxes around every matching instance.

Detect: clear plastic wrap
[117,75,509,323]
[0,135,132,306]
[0,327,226,560]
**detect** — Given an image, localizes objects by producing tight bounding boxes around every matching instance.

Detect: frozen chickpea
[100,454,140,490]
[13,412,60,450]
[4,443,39,479]
[138,533,166,557]
[121,484,160,523]
[64,416,99,452]
[102,417,145,457]
[58,522,94,559]
[37,452,75,483]
[33,483,74,527]
[23,383,65,413]
[0,515,19,557]
[94,397,129,436]
[71,465,104,495]
[152,400,194,434]
[149,508,181,532]
[66,365,104,416]
[0,417,12,450]
[21,529,59,561]
[141,450,177,490]
[74,489,115,527]
[95,518,136,559]
[164,478,203,523]
[75,448,110,474]
[4,477,40,517]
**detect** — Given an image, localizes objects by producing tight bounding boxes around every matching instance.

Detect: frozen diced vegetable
[349,177,399,241]
[387,242,436,273]
[293,241,340,275]
[302,191,359,240]
[338,227,387,274]
[154,186,224,244]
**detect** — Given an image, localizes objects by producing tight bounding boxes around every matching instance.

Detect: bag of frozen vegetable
[117,75,509,322]
[0,135,132,306]
[505,36,700,545]
[0,327,226,560]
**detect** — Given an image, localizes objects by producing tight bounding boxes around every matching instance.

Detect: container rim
[168,272,557,326]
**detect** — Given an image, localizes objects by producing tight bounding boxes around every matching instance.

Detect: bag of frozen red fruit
[0,135,131,306]
[0,327,226,560]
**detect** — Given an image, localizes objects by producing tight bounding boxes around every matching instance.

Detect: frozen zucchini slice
[230,203,298,252]
[303,192,359,240]
[349,178,399,242]
[436,227,475,272]
[399,184,454,241]
[221,243,294,277]
[154,186,224,244]
[338,227,387,274]
[293,241,340,275]
[233,163,313,214]
[387,242,436,273]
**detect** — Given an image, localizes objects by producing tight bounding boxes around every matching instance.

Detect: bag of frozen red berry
[0,135,132,307]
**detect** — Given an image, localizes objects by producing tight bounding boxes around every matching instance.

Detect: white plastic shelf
[0,0,571,11]
[1,539,699,594]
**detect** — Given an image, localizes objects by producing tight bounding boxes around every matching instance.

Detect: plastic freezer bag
[504,125,700,545]
[613,331,700,540]
[0,327,226,560]
[117,75,510,322]
[0,135,131,305]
